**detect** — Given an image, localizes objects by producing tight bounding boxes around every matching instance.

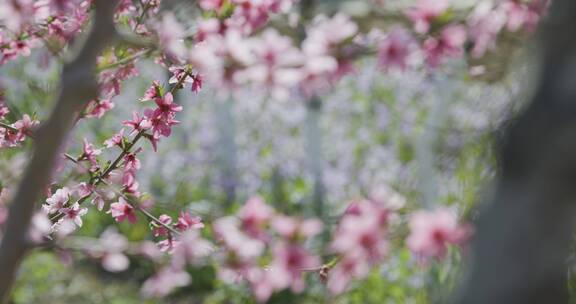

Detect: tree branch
[0,1,119,302]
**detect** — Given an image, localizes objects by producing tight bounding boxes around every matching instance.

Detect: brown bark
[0,1,119,302]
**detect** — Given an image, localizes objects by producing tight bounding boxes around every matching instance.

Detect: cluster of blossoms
[198,0,298,35]
[212,196,322,302]
[0,91,39,148]
[377,0,549,72]
[0,0,90,64]
[140,194,469,300]
[183,0,548,100]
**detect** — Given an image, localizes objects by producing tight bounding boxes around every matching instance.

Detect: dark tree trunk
[453,0,576,303]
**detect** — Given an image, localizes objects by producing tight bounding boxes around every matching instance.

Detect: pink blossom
[13,114,39,141]
[171,230,213,269]
[157,238,178,253]
[43,187,71,214]
[267,243,320,294]
[213,216,265,259]
[467,2,507,57]
[272,216,323,241]
[80,139,102,170]
[241,29,303,100]
[0,113,37,147]
[246,268,274,303]
[195,18,221,42]
[174,211,204,231]
[75,182,93,197]
[141,267,191,298]
[189,29,256,88]
[369,184,407,211]
[406,0,449,33]
[104,129,125,148]
[228,0,271,33]
[9,40,31,57]
[331,206,388,263]
[138,241,164,261]
[503,0,542,32]
[299,14,358,95]
[423,25,467,67]
[199,0,224,11]
[377,28,414,71]
[238,196,274,239]
[156,13,187,59]
[144,132,160,152]
[123,150,141,172]
[122,178,140,197]
[406,208,471,259]
[60,202,88,228]
[327,200,391,293]
[152,214,173,237]
[168,66,193,85]
[327,257,370,295]
[190,73,203,93]
[109,197,137,224]
[99,228,130,272]
[153,92,181,118]
[91,194,105,211]
[123,111,151,135]
[144,93,181,138]
[28,212,52,243]
[101,252,130,273]
[0,100,9,120]
[303,14,358,57]
[140,81,161,102]
[86,99,114,119]
[98,63,139,98]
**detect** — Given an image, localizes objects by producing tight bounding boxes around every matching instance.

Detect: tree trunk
[0,1,119,302]
[453,0,576,303]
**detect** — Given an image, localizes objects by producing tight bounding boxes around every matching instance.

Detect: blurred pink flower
[141,267,191,298]
[267,243,320,294]
[0,100,9,120]
[406,208,471,259]
[171,230,213,269]
[156,13,187,59]
[327,257,370,295]
[199,0,224,11]
[377,27,414,71]
[213,216,265,259]
[86,99,114,119]
[75,182,94,197]
[272,216,323,240]
[99,228,130,272]
[406,0,449,33]
[238,196,274,239]
[423,25,467,67]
